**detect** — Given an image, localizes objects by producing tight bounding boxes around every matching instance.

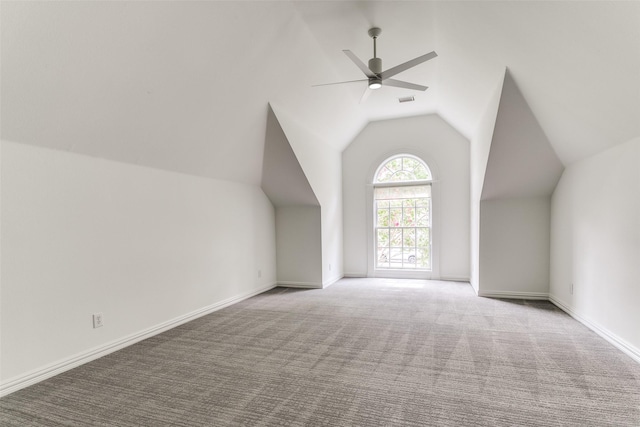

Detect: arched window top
[374,154,431,183]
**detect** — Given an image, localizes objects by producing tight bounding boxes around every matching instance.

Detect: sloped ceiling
[433,1,640,164]
[262,105,319,207]
[482,70,564,200]
[2,1,639,185]
[0,1,366,185]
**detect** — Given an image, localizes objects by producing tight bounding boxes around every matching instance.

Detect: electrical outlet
[258,269,262,278]
[570,283,574,295]
[93,313,104,328]
[329,263,332,271]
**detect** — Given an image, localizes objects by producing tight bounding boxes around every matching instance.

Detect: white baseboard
[549,295,640,364]
[478,290,549,300]
[4,282,635,398]
[343,272,367,278]
[322,275,343,288]
[277,281,322,289]
[439,276,471,282]
[0,283,277,398]
[470,282,480,295]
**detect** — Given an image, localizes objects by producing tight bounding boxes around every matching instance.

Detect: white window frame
[373,180,432,271]
[366,153,440,280]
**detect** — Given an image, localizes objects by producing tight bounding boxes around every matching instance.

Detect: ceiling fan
[315,27,437,102]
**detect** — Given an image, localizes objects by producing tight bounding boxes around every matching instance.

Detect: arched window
[373,155,432,270]
[374,155,432,183]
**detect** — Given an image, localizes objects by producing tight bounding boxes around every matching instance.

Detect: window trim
[366,152,440,280]
[373,179,434,189]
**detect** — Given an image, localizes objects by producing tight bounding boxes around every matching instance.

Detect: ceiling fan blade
[343,50,376,78]
[379,51,437,80]
[383,79,428,92]
[312,79,367,87]
[359,87,372,104]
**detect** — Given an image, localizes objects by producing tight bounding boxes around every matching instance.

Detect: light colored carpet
[1,278,639,426]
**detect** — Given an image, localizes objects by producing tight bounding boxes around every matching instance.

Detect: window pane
[377,200,389,209]
[389,248,402,268]
[403,228,416,247]
[417,228,430,247]
[390,209,402,227]
[403,157,418,171]
[377,248,389,268]
[377,209,389,227]
[377,229,389,247]
[416,207,429,227]
[374,185,431,200]
[404,248,417,265]
[417,247,431,268]
[403,208,415,226]
[390,229,402,247]
[390,170,414,182]
[376,167,393,183]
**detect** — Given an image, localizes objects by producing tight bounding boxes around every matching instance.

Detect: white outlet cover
[93,313,104,328]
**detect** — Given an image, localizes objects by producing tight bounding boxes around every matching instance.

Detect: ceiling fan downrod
[367,27,382,88]
[368,27,382,75]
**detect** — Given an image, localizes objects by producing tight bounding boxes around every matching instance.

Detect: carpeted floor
[1,278,639,426]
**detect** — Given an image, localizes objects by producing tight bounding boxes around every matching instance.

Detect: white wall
[470,72,505,292]
[472,70,563,297]
[270,105,345,287]
[550,136,640,360]
[479,197,551,297]
[342,114,470,280]
[1,141,277,389]
[275,206,322,287]
[261,106,322,287]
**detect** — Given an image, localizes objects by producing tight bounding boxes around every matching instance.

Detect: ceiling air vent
[398,96,415,103]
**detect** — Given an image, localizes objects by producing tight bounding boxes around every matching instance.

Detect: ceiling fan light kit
[315,27,437,101]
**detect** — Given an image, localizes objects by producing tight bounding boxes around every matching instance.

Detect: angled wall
[470,70,505,292]
[261,106,322,287]
[271,103,345,287]
[474,69,563,297]
[481,71,564,201]
[262,106,320,208]
[550,136,640,362]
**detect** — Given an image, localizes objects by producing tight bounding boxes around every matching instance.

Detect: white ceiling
[2,1,639,185]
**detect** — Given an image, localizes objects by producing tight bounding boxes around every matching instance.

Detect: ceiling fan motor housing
[368,57,382,75]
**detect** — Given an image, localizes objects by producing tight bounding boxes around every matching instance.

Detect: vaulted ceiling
[2,1,639,185]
